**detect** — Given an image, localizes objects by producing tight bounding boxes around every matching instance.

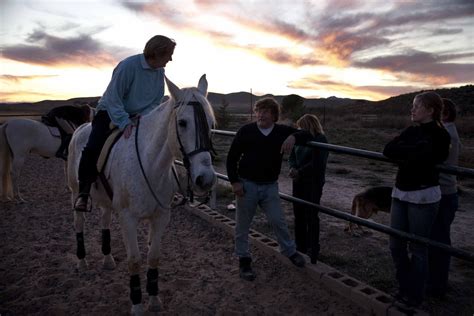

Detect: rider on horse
[41,105,92,160]
[74,35,176,212]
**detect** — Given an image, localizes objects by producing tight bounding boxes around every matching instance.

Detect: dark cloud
[270,20,312,42]
[354,51,474,84]
[311,1,474,60]
[120,1,184,27]
[1,29,132,67]
[119,1,473,88]
[262,49,323,67]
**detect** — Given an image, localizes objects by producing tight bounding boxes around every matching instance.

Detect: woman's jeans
[428,193,458,293]
[389,197,438,303]
[235,179,296,258]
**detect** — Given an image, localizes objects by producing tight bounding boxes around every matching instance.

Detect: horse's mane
[174,88,215,124]
[144,87,215,124]
[138,87,215,157]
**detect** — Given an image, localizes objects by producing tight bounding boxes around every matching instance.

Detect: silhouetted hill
[207,92,364,114]
[343,85,474,117]
[1,85,472,117]
[0,97,100,114]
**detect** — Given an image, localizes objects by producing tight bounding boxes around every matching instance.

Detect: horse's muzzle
[194,170,216,193]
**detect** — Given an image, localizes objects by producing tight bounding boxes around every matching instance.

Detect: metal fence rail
[211,129,474,178]
[201,128,474,263]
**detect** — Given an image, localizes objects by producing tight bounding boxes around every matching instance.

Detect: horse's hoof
[103,254,116,270]
[77,259,88,270]
[148,296,162,312]
[131,303,144,316]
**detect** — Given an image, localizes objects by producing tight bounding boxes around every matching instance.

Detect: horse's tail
[0,122,13,200]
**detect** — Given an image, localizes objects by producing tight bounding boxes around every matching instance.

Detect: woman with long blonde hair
[288,114,328,264]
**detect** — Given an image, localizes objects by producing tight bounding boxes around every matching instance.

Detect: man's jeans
[389,197,438,303]
[429,193,458,293]
[235,179,296,258]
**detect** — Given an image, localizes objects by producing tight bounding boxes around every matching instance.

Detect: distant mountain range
[1,85,472,116]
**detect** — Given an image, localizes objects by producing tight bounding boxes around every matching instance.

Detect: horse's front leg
[74,210,88,269]
[120,214,144,315]
[146,209,171,312]
[101,207,116,270]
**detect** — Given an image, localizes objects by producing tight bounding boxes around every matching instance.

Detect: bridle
[174,100,213,170]
[135,99,214,209]
[173,100,214,204]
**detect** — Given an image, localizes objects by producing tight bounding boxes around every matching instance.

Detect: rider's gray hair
[143,35,176,59]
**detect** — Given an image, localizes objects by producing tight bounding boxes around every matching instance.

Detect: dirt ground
[1,132,473,315]
[211,144,474,316]
[1,155,366,315]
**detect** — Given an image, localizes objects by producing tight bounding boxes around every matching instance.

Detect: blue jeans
[235,179,296,258]
[389,198,438,303]
[428,193,458,293]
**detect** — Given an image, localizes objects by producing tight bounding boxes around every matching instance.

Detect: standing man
[74,35,176,212]
[226,97,308,281]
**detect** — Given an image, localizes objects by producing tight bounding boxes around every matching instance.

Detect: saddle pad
[97,128,123,172]
[47,126,61,138]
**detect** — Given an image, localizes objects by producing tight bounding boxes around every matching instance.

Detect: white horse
[0,119,62,201]
[67,75,217,314]
[0,107,93,202]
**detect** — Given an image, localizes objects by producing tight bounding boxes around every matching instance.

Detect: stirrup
[74,193,92,212]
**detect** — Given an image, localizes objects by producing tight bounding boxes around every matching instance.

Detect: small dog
[345,186,392,236]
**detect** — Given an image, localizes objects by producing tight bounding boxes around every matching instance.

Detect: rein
[135,117,170,210]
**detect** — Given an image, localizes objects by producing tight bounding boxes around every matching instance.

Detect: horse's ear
[197,74,208,97]
[165,76,181,100]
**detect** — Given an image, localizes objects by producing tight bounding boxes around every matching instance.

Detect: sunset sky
[1,0,473,103]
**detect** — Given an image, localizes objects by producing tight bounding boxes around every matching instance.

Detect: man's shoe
[239,257,256,281]
[74,194,91,212]
[289,252,306,268]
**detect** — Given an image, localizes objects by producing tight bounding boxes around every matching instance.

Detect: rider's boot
[74,147,98,212]
[74,181,92,212]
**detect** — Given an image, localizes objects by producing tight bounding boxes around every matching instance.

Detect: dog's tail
[351,194,360,216]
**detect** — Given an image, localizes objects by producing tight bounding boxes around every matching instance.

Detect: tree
[281,94,305,123]
[216,97,231,128]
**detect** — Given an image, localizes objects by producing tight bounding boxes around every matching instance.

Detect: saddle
[46,126,61,138]
[96,124,123,200]
[97,126,122,172]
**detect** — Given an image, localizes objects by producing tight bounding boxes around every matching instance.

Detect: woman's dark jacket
[289,133,329,188]
[383,121,450,191]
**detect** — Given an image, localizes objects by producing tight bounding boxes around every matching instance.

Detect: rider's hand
[123,124,133,139]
